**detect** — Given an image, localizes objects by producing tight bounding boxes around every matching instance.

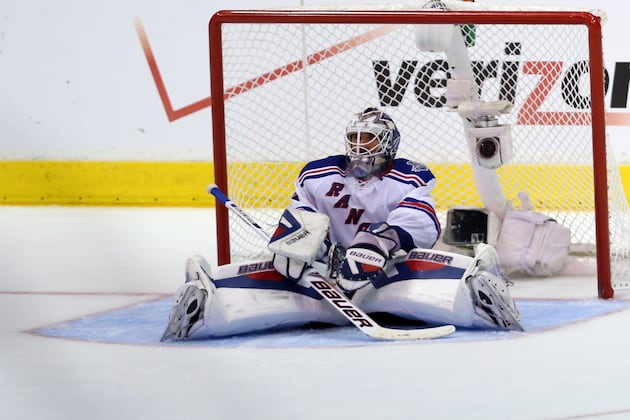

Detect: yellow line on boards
[0,161,216,206]
[2,160,630,209]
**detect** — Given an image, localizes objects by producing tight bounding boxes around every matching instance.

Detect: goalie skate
[160,256,215,342]
[467,270,524,331]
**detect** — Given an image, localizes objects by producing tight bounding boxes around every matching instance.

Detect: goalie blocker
[268,207,330,281]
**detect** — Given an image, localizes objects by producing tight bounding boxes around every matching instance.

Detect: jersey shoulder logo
[406,161,428,172]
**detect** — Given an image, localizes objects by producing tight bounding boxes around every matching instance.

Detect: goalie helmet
[345,107,401,180]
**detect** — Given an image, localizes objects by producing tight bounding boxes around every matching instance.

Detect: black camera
[467,116,512,169]
[476,136,500,159]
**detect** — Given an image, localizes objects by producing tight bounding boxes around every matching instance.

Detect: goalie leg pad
[161,256,216,342]
[160,282,207,342]
[467,270,523,331]
[167,257,350,339]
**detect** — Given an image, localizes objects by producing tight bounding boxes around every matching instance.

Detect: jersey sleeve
[385,160,441,250]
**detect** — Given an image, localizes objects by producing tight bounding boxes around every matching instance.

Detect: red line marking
[134,18,212,122]
[0,290,169,297]
[224,25,397,100]
[135,18,396,122]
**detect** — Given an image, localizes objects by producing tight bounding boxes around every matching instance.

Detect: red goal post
[208,4,629,298]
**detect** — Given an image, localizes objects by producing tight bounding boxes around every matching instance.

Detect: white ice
[1,206,630,420]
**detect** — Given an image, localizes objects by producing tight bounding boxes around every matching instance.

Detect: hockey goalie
[160,107,523,341]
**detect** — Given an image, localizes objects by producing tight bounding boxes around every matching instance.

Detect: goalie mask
[345,107,401,180]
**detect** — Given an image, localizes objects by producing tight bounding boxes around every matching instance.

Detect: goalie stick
[207,183,456,341]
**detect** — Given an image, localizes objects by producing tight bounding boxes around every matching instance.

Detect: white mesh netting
[211,2,630,292]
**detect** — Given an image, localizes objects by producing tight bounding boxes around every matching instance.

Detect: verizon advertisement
[2,0,629,162]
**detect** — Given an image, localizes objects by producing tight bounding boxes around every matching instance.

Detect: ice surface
[2,206,630,420]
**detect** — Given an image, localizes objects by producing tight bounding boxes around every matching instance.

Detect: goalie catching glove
[268,207,330,281]
[338,222,401,292]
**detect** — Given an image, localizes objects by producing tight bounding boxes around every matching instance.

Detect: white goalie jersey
[288,154,442,251]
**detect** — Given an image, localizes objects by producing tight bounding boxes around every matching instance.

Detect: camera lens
[477,137,499,158]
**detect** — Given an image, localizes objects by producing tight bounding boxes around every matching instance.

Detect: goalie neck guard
[345,107,401,180]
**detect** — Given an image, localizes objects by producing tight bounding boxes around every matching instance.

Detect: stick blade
[371,324,456,340]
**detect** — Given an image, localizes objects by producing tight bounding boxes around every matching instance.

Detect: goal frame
[208,9,611,298]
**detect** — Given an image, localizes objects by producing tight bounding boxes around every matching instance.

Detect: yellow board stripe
[0,161,216,206]
[2,160,630,209]
[430,163,598,210]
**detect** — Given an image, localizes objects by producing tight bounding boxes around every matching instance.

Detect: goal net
[208,1,630,298]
